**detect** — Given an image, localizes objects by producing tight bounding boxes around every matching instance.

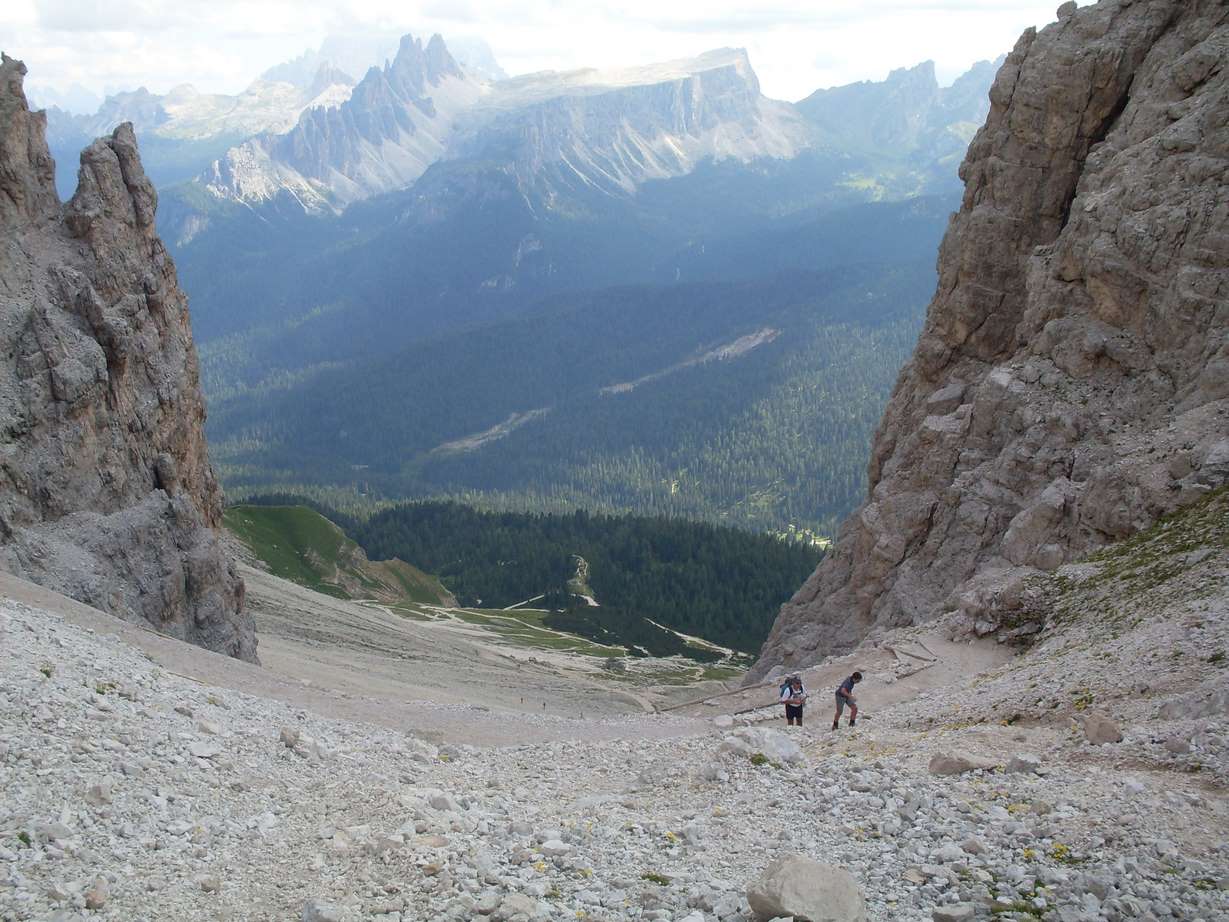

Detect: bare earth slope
[0,55,254,661]
[751,0,1229,681]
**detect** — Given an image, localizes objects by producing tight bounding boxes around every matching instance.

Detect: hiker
[832,671,862,730]
[779,675,807,726]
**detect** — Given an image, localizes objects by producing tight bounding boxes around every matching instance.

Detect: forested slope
[353,501,822,653]
[215,260,932,534]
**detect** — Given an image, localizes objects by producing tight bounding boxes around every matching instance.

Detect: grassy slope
[223,504,454,605]
[1043,484,1229,638]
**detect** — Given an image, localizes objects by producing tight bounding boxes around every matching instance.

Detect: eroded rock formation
[0,54,256,661]
[750,0,1228,681]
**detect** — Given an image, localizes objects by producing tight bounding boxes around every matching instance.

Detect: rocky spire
[0,54,256,661]
[749,0,1229,681]
[0,55,60,224]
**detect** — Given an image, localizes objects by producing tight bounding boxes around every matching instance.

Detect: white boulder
[746,854,867,921]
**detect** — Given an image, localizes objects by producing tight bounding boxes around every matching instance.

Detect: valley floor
[2,540,1228,921]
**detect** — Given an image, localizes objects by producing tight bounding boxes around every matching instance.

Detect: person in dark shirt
[832,671,862,730]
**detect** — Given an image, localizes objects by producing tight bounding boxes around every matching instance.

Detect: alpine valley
[57,33,1001,536]
[4,4,1229,921]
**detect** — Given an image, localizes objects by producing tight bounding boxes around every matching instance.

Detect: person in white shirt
[779,675,807,726]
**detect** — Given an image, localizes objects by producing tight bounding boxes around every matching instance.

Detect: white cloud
[1,0,1080,104]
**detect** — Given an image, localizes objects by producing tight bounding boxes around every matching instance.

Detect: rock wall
[750,0,1228,681]
[0,54,256,661]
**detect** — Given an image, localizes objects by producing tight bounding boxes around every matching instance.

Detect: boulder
[1083,713,1123,745]
[746,854,867,922]
[934,844,966,863]
[189,741,221,759]
[493,893,537,921]
[1005,753,1041,774]
[928,752,990,776]
[84,876,109,910]
[196,719,222,736]
[960,837,988,855]
[933,904,975,922]
[302,900,343,922]
[719,729,803,764]
[1163,735,1191,755]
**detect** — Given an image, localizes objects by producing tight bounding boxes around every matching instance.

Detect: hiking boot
[831,720,839,731]
[849,718,856,727]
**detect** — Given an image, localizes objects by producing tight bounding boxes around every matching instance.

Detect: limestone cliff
[0,54,256,661]
[750,0,1228,681]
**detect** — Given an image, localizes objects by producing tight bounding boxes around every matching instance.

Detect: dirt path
[664,628,1013,720]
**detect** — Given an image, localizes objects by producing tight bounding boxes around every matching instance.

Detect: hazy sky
[2,0,1081,107]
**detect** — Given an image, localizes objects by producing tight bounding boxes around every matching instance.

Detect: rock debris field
[3,590,1229,922]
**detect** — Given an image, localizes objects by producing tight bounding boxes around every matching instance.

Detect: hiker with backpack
[833,671,862,730]
[779,675,807,726]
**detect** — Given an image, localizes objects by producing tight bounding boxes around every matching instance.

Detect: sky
[2,0,1081,111]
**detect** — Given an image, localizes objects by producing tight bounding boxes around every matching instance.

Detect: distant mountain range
[39,34,504,195]
[38,33,1005,534]
[177,38,995,219]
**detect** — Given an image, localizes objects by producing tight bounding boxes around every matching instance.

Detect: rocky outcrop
[0,54,255,661]
[750,0,1228,681]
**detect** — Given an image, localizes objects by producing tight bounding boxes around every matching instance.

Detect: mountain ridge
[198,39,810,212]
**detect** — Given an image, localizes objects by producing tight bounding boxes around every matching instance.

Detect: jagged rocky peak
[378,32,461,94]
[0,56,60,223]
[203,31,483,211]
[306,62,355,98]
[424,33,462,83]
[750,0,1229,681]
[0,54,256,661]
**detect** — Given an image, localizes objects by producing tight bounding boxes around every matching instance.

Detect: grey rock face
[0,54,255,661]
[750,0,1229,681]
